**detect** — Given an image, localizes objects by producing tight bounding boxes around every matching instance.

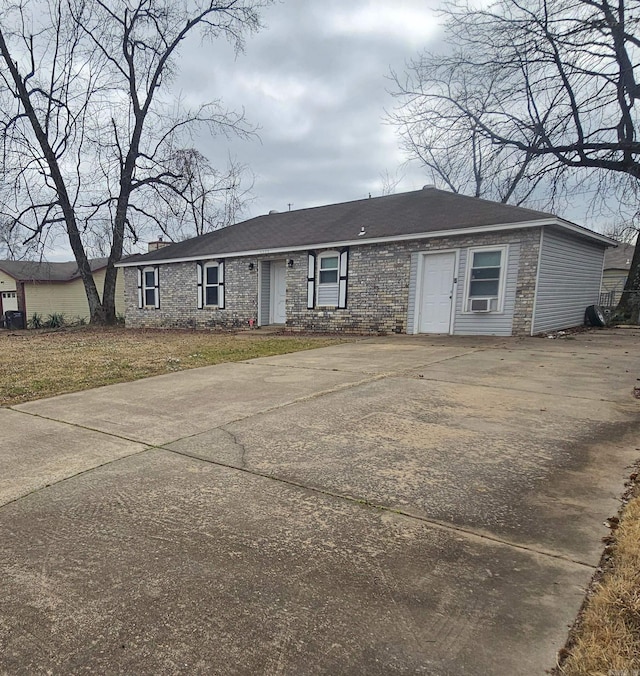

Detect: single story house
[600,242,635,306]
[0,258,125,324]
[116,187,615,336]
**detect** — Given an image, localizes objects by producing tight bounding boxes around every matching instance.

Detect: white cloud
[325,1,441,47]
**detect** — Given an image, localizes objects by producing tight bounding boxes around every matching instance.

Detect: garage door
[2,291,18,312]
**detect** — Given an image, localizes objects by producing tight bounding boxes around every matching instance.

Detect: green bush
[45,313,65,328]
[29,312,43,329]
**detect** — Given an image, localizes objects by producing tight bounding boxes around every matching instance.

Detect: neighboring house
[116,187,615,336]
[600,243,635,306]
[0,258,125,324]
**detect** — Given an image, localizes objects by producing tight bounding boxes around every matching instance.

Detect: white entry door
[270,260,287,324]
[419,252,456,333]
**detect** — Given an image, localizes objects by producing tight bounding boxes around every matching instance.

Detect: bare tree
[391,0,640,320]
[389,65,554,205]
[0,218,24,259]
[152,149,253,240]
[379,168,404,196]
[0,0,270,323]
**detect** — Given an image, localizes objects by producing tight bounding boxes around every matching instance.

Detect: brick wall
[123,227,542,335]
[511,228,542,336]
[285,244,411,334]
[124,259,260,330]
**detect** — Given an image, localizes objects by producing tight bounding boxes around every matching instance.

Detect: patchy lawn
[0,327,352,407]
[556,470,640,675]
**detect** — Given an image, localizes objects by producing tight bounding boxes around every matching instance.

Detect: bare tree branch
[0,0,268,323]
[390,0,640,319]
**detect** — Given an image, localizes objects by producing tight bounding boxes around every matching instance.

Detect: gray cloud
[42,1,439,259]
[176,0,441,218]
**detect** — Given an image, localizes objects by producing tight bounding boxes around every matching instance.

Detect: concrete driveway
[1,329,638,675]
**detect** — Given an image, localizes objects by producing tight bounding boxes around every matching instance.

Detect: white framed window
[196,260,225,309]
[464,247,507,313]
[307,249,349,308]
[317,252,339,306]
[137,266,160,309]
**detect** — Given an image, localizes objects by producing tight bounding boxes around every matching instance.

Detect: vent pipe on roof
[422,184,436,190]
[268,209,279,215]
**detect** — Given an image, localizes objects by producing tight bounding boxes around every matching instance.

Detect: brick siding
[124,227,541,335]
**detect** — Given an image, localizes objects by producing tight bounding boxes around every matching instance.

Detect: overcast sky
[41,0,615,261]
[40,0,440,260]
[175,0,441,220]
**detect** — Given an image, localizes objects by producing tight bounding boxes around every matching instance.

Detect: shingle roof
[604,243,635,270]
[118,187,609,265]
[0,258,108,282]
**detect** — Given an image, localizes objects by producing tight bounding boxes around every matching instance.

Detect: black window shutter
[338,248,349,309]
[307,252,316,309]
[137,268,143,309]
[218,260,225,309]
[154,266,160,309]
[196,262,203,309]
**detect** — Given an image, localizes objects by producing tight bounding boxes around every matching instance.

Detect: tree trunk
[101,108,145,325]
[614,235,640,322]
[0,26,106,325]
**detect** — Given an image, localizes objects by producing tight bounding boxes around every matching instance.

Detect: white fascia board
[115,218,614,267]
[548,218,618,246]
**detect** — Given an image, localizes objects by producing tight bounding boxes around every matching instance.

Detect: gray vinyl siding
[532,230,605,334]
[406,252,420,334]
[260,260,271,326]
[453,244,519,336]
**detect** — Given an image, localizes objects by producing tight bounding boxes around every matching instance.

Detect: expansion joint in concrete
[0,444,155,509]
[411,375,630,405]
[161,444,596,571]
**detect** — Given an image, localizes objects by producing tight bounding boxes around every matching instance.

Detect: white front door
[419,252,456,333]
[270,261,287,324]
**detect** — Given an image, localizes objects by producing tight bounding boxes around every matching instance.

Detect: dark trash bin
[5,310,25,330]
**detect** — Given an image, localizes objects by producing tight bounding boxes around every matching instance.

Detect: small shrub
[29,312,43,329]
[45,313,65,328]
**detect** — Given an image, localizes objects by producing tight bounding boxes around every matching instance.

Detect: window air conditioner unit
[470,298,491,312]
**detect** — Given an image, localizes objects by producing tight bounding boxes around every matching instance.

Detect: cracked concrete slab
[166,375,639,563]
[0,408,147,506]
[411,342,638,403]
[0,449,589,676]
[1,328,638,674]
[248,337,486,374]
[13,362,369,446]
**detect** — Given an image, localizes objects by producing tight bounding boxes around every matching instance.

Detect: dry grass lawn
[0,326,350,407]
[558,477,640,675]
